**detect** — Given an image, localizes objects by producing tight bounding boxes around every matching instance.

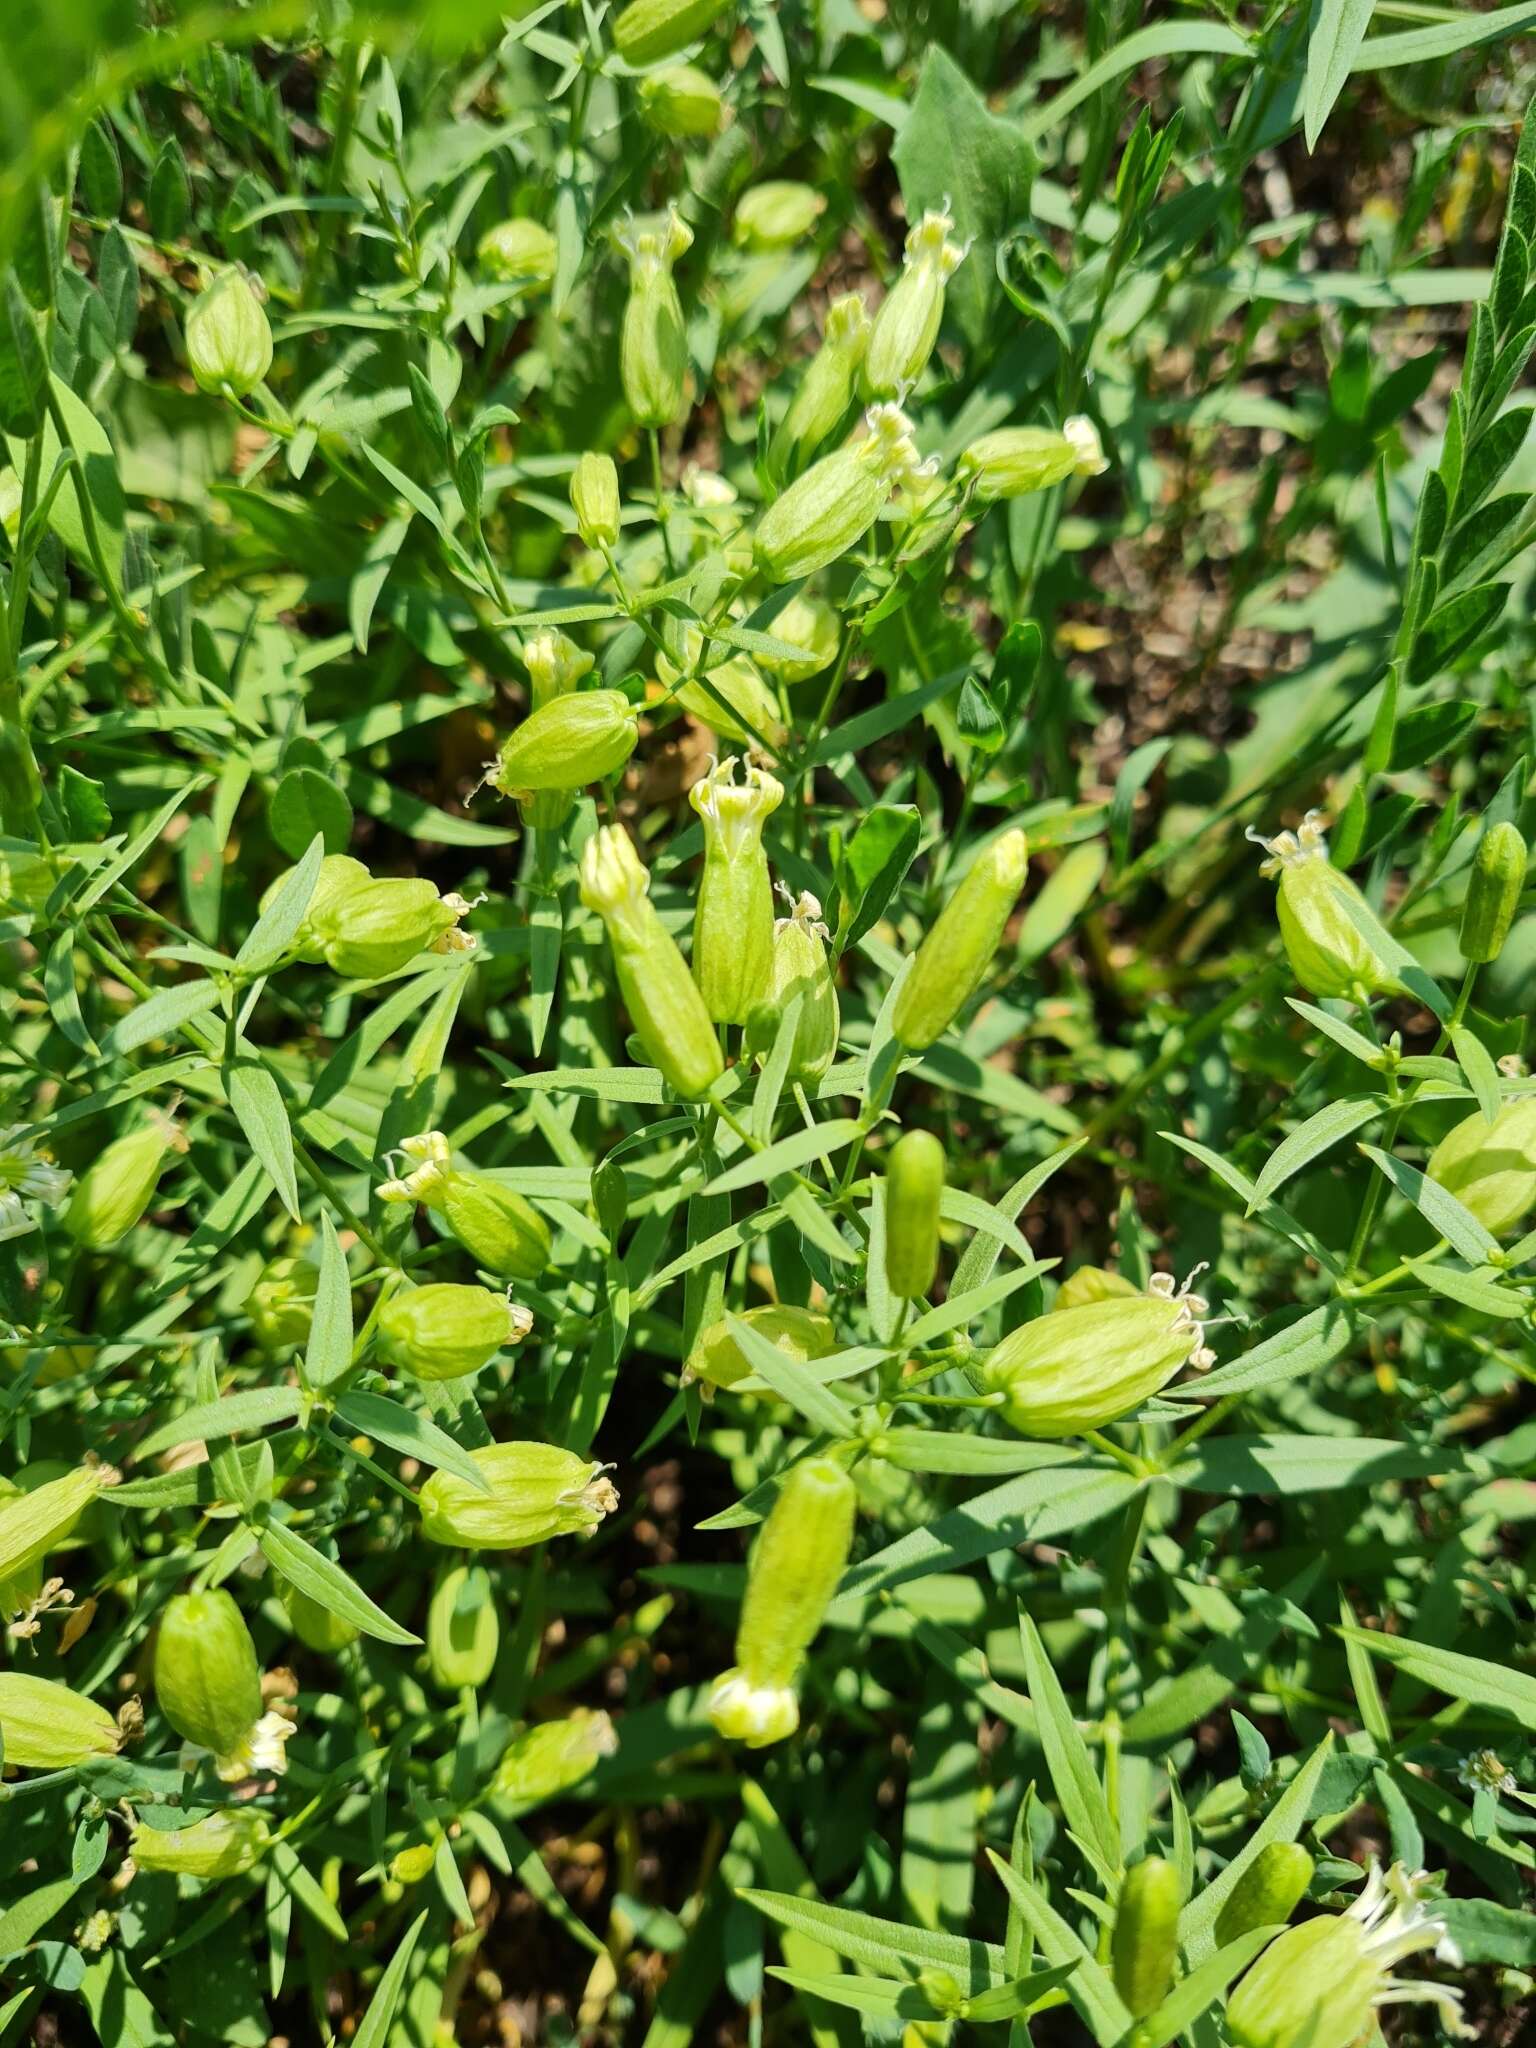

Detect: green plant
[1,4,1535,2045]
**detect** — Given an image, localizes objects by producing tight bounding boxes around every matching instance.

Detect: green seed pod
[754,595,841,686]
[130,1808,269,1881]
[755,402,931,583]
[884,1128,944,1300]
[579,825,724,1099]
[427,1564,500,1690]
[1427,1095,1536,1235]
[380,1130,552,1280]
[492,1708,619,1807]
[63,1119,181,1248]
[640,63,724,137]
[770,293,872,478]
[689,755,783,1024]
[656,627,787,748]
[570,452,621,551]
[1214,1842,1315,1948]
[0,1462,114,1586]
[863,207,966,399]
[765,891,839,1078]
[308,871,475,980]
[476,218,558,289]
[154,1589,263,1762]
[708,1456,856,1747]
[612,0,724,65]
[418,1441,619,1550]
[1052,1265,1140,1312]
[977,1272,1216,1438]
[1460,820,1528,963]
[0,1673,123,1768]
[248,1255,319,1352]
[494,689,640,796]
[892,828,1028,1050]
[1225,1860,1468,2048]
[1112,1856,1182,2019]
[185,269,272,398]
[685,1302,836,1392]
[616,208,693,429]
[733,180,826,250]
[377,1282,533,1382]
[1249,812,1402,1002]
[958,416,1107,501]
[282,1580,360,1654]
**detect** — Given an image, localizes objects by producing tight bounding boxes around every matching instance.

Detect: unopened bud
[426,1563,500,1690]
[708,1456,856,1747]
[0,1673,123,1768]
[1112,1856,1182,2019]
[579,825,724,1099]
[185,269,272,398]
[892,828,1027,1050]
[1427,1095,1536,1235]
[477,218,558,290]
[418,1441,619,1550]
[612,0,725,66]
[764,891,839,1079]
[1249,812,1402,1003]
[641,64,724,137]
[1215,1842,1315,1948]
[493,1708,619,1807]
[616,208,693,428]
[976,1269,1215,1437]
[1459,820,1527,963]
[570,452,621,551]
[770,293,871,477]
[958,416,1107,501]
[755,402,932,583]
[248,1255,318,1352]
[863,207,966,398]
[684,1302,835,1392]
[376,1282,533,1382]
[130,1808,269,1881]
[884,1128,944,1300]
[733,181,826,250]
[64,1119,181,1248]
[689,755,783,1024]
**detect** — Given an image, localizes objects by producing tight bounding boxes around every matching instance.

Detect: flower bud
[708,1456,856,1748]
[492,1708,619,1807]
[1225,1861,1470,2048]
[379,1131,552,1280]
[390,1843,435,1884]
[863,207,967,399]
[570,452,621,551]
[755,595,841,686]
[656,628,786,748]
[884,1128,944,1300]
[689,755,783,1023]
[616,208,693,429]
[154,1589,263,1763]
[770,293,872,479]
[579,825,724,1099]
[612,0,724,64]
[684,1302,836,1392]
[733,181,826,250]
[130,1808,269,1881]
[493,689,640,796]
[1427,1095,1536,1235]
[892,828,1028,1050]
[1248,812,1402,1002]
[976,1270,1216,1437]
[63,1118,182,1248]
[377,1282,533,1382]
[1112,1855,1181,2020]
[476,219,558,290]
[1215,1842,1315,1948]
[755,403,933,583]
[764,891,839,1079]
[641,64,724,137]
[1052,1265,1139,1312]
[426,1563,500,1690]
[1459,821,1527,963]
[0,1462,115,1586]
[282,1580,359,1654]
[0,1673,123,1768]
[185,269,272,398]
[958,416,1107,501]
[248,1255,318,1352]
[418,1441,619,1550]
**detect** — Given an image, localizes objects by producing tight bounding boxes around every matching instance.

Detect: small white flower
[0,1125,72,1243]
[1246,809,1330,877]
[214,1708,297,1784]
